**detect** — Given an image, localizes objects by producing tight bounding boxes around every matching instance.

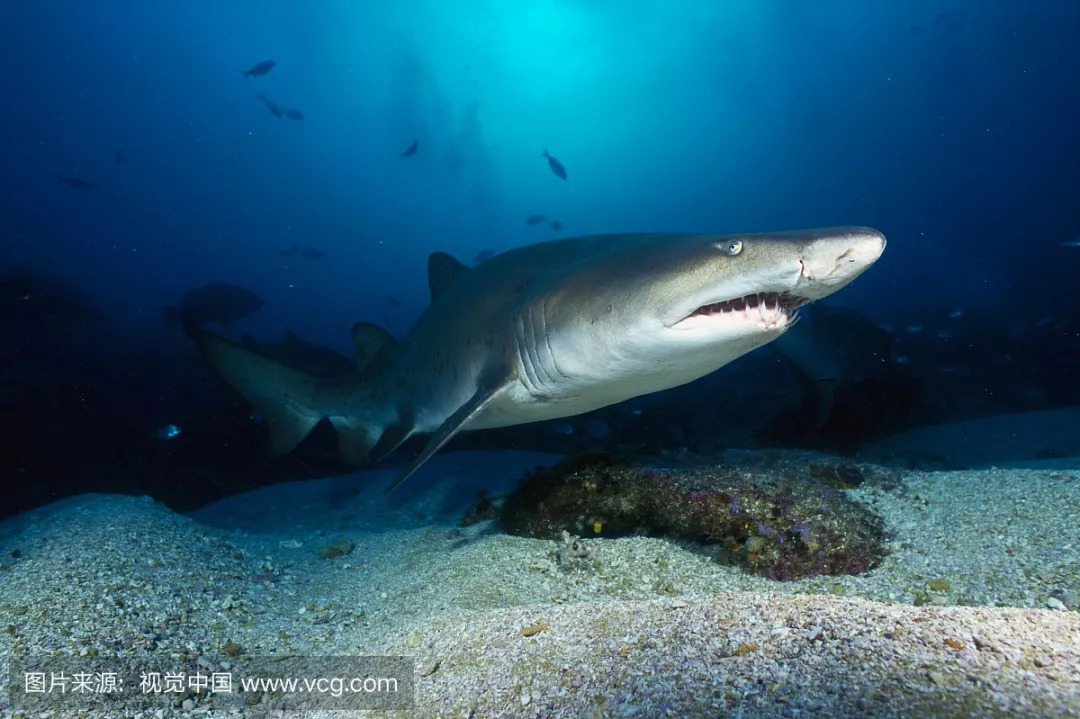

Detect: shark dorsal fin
[351,321,396,369]
[427,252,469,303]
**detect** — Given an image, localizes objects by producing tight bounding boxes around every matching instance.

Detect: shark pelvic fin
[384,374,509,493]
[185,321,324,456]
[366,420,414,465]
[427,252,469,303]
[264,406,320,455]
[328,416,379,464]
[351,321,396,369]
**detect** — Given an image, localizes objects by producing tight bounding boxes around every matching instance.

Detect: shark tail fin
[185,321,333,457]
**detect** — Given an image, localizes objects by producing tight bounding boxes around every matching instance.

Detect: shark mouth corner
[674,292,809,331]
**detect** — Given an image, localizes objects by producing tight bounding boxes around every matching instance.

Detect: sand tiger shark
[186,227,885,491]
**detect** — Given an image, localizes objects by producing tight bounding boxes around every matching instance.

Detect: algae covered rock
[501,452,891,580]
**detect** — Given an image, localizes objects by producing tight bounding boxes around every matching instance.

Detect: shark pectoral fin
[384,378,508,493]
[351,321,397,369]
[427,252,469,303]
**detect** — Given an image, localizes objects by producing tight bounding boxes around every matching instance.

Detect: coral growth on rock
[501,452,894,580]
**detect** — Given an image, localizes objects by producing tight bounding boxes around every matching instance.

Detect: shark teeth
[692,291,806,317]
[676,292,807,331]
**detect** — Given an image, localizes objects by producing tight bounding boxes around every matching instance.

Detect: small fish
[257,94,283,118]
[57,175,96,190]
[525,214,546,225]
[1060,238,1080,248]
[541,149,567,180]
[386,295,402,308]
[283,108,304,121]
[550,221,564,232]
[402,140,419,157]
[472,249,495,264]
[244,60,276,78]
[154,424,182,440]
[947,309,965,319]
[904,324,923,334]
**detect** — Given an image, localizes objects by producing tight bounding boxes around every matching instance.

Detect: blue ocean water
[4,6,1080,718]
[1,0,1079,514]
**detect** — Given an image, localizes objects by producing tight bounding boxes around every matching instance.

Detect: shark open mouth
[675,292,809,330]
[694,291,807,317]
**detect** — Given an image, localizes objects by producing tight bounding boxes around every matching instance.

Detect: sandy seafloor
[1,410,1079,718]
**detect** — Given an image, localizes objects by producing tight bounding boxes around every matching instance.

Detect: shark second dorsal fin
[427,252,469,303]
[351,321,396,369]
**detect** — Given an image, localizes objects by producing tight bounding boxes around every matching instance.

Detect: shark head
[523,227,886,405]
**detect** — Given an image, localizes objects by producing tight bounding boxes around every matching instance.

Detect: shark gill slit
[516,306,544,392]
[538,299,567,383]
[526,303,557,388]
[515,314,543,393]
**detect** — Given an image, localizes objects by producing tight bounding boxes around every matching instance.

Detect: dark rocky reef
[502,451,896,581]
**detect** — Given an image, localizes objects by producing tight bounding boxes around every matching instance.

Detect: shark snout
[796,227,886,296]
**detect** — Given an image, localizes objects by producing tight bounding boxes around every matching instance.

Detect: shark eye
[720,239,743,256]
